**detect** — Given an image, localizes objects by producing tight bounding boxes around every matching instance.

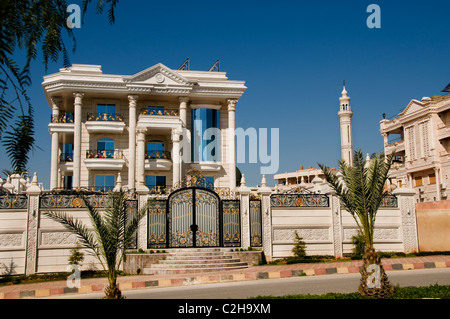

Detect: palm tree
[44,190,150,299]
[318,150,395,298]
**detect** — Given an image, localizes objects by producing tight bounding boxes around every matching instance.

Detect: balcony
[85,113,125,133]
[84,149,125,170]
[138,108,181,130]
[437,125,450,141]
[48,113,74,133]
[385,136,405,154]
[60,153,74,162]
[144,150,172,170]
[191,161,222,172]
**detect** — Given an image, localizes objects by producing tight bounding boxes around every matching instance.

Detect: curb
[1,260,450,299]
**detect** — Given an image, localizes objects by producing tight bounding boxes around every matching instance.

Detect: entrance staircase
[144,248,248,275]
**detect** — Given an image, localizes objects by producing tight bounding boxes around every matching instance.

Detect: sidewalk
[1,255,450,299]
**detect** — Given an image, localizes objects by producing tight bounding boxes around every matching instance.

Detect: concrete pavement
[1,255,449,299]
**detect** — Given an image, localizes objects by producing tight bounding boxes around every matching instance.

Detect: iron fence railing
[87,113,124,122]
[145,150,171,160]
[50,113,74,123]
[86,149,124,159]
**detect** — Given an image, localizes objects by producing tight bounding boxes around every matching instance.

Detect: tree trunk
[104,273,124,299]
[358,248,394,298]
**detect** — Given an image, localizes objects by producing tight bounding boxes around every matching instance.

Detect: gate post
[136,191,149,250]
[392,187,419,253]
[25,173,42,275]
[258,175,273,262]
[237,175,251,249]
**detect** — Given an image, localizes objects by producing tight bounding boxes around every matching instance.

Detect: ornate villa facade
[380,89,450,203]
[42,63,247,193]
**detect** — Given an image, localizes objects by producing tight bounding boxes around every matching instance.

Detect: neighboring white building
[42,63,246,193]
[274,84,353,188]
[380,88,450,203]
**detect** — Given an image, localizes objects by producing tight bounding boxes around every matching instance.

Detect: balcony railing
[86,149,124,159]
[60,152,74,162]
[87,113,124,122]
[51,113,74,123]
[139,108,179,116]
[145,150,171,160]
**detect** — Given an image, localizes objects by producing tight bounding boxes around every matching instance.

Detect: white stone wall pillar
[258,175,273,261]
[330,193,343,258]
[128,95,139,190]
[237,175,251,249]
[393,187,419,253]
[73,92,84,188]
[172,128,181,187]
[25,173,42,275]
[227,99,237,190]
[137,192,148,250]
[136,128,148,192]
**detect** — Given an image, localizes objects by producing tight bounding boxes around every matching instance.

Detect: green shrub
[350,231,365,260]
[68,244,84,266]
[291,231,306,259]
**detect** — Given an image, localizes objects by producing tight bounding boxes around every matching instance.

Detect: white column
[172,128,181,187]
[179,96,189,127]
[50,98,61,190]
[73,92,84,188]
[435,167,441,201]
[227,99,237,190]
[136,128,148,191]
[128,95,138,190]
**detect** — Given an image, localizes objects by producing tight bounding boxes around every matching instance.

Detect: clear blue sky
[3,0,449,188]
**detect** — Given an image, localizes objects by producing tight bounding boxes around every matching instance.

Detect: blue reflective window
[97,104,116,121]
[145,175,166,190]
[192,108,219,162]
[95,175,115,192]
[147,140,165,159]
[148,106,164,115]
[97,138,114,158]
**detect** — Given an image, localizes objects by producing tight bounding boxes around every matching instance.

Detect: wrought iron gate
[249,199,262,247]
[147,187,240,249]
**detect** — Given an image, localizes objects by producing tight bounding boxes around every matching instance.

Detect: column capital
[73,92,84,100]
[137,127,147,138]
[227,99,238,111]
[179,96,189,104]
[50,96,62,109]
[128,94,139,107]
[171,128,182,143]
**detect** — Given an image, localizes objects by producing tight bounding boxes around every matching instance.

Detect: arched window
[97,138,115,158]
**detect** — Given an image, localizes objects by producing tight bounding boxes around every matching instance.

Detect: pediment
[123,63,192,86]
[399,99,426,117]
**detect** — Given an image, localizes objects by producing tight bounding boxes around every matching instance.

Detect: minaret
[338,82,353,166]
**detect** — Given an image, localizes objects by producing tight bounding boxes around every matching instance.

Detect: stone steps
[144,248,248,275]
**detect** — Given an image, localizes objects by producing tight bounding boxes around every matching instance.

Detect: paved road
[46,267,450,299]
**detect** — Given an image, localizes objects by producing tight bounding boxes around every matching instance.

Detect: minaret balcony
[85,113,126,133]
[84,149,125,170]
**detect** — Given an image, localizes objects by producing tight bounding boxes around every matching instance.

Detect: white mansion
[42,63,246,193]
[380,87,450,203]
